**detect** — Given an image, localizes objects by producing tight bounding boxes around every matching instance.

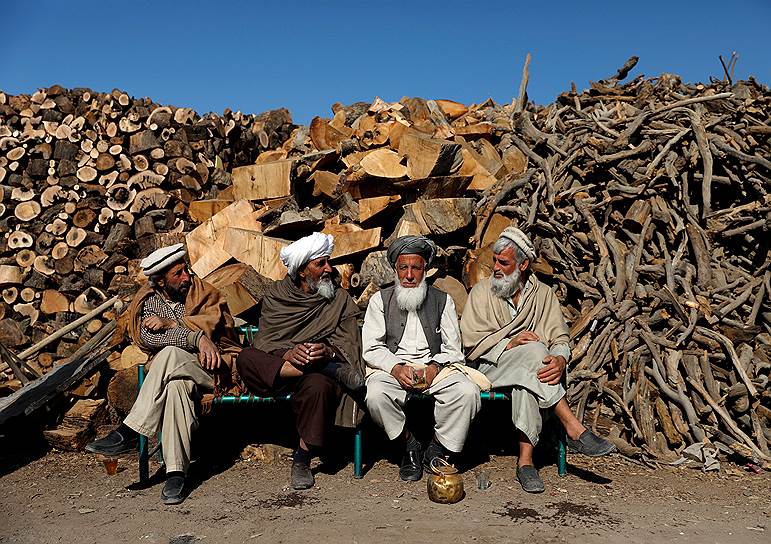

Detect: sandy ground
[1,437,768,544]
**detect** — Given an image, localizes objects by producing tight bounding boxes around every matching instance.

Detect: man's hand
[283,343,332,368]
[424,363,440,387]
[538,355,566,385]
[506,331,540,350]
[142,315,177,331]
[391,364,415,391]
[302,342,333,363]
[198,335,221,370]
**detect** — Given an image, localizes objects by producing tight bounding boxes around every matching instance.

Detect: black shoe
[567,430,616,457]
[516,465,545,493]
[333,363,365,393]
[84,427,138,456]
[422,439,449,471]
[291,461,315,490]
[399,448,423,481]
[161,473,186,505]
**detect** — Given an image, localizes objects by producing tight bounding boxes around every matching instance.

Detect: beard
[166,281,191,303]
[394,273,428,312]
[490,268,522,300]
[307,272,336,301]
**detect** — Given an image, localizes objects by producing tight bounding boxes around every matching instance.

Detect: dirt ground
[1,436,768,544]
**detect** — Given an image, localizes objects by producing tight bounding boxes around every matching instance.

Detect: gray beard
[308,275,336,301]
[490,269,522,300]
[394,274,428,312]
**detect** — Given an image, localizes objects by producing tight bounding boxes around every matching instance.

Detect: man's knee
[365,377,399,408]
[157,345,191,357]
[165,379,193,398]
[518,341,549,360]
[154,346,195,367]
[236,347,262,372]
[445,378,480,406]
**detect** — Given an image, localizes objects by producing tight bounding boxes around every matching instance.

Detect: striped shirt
[139,293,201,352]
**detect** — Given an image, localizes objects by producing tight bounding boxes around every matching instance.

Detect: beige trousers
[477,342,565,446]
[365,371,481,452]
[124,346,214,474]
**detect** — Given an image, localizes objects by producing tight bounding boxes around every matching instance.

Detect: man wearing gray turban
[461,227,615,493]
[363,235,481,481]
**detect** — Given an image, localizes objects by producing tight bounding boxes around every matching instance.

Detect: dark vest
[380,285,447,357]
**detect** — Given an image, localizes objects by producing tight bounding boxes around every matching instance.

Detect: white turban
[140,243,186,276]
[498,226,536,261]
[280,232,335,279]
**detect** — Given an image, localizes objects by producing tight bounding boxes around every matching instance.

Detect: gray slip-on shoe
[84,428,138,456]
[291,461,315,490]
[567,429,616,457]
[516,465,545,494]
[161,474,186,505]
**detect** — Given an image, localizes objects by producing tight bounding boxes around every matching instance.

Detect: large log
[397,130,463,180]
[232,160,293,200]
[187,200,261,278]
[204,263,272,316]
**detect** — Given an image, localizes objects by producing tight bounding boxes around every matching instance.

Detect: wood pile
[0,58,769,466]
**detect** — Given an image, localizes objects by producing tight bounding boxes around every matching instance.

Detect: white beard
[308,275,336,301]
[491,268,522,300]
[394,274,428,312]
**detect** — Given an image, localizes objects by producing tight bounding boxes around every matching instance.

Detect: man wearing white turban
[86,243,241,505]
[461,227,615,493]
[237,232,365,490]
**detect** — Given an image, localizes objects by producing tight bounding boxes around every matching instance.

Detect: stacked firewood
[0,85,294,369]
[0,59,769,465]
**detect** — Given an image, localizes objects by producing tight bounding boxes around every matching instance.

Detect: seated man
[460,227,615,493]
[87,243,240,505]
[236,232,365,490]
[363,235,481,481]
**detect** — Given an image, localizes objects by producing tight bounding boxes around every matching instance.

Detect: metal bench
[136,325,568,482]
[350,390,567,479]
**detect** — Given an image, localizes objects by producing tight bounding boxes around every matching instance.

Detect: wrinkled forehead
[493,246,518,260]
[395,253,426,266]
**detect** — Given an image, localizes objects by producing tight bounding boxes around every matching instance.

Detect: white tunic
[362,290,465,373]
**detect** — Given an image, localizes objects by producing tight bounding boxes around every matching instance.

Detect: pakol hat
[498,227,536,261]
[140,243,187,276]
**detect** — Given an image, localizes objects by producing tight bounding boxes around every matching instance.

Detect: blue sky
[2,1,768,124]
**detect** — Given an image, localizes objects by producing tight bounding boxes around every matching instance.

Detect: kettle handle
[430,457,452,475]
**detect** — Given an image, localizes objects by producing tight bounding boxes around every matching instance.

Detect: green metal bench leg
[557,429,567,477]
[353,425,363,479]
[137,365,150,483]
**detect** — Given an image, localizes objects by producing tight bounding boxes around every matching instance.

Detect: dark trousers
[236,348,341,449]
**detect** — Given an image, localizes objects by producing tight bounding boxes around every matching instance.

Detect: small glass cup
[411,367,428,390]
[475,469,491,490]
[102,457,119,475]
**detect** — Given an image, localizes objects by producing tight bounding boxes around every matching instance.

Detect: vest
[380,285,447,358]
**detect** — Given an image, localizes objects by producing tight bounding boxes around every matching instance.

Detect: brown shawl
[253,276,364,428]
[126,276,242,395]
[460,274,570,362]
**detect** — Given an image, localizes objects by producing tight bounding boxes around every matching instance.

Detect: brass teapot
[426,458,465,504]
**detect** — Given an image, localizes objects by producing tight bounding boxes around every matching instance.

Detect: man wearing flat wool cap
[86,243,241,505]
[236,232,365,490]
[461,226,615,493]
